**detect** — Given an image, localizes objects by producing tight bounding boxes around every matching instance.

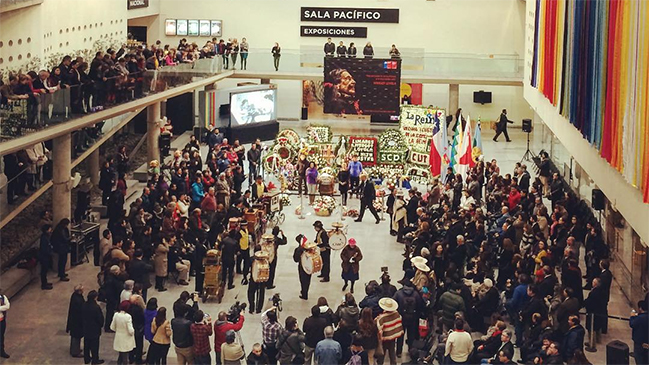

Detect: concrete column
[449,84,459,117]
[147,102,161,163]
[261,78,271,85]
[88,149,100,186]
[161,99,167,117]
[52,133,72,225]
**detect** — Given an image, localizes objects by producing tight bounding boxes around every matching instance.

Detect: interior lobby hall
[1,1,648,365]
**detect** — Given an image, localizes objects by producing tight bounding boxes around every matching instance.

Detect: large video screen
[230,89,277,126]
[323,57,401,120]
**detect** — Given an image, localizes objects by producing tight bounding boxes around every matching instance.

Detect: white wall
[154,0,526,55]
[0,0,128,73]
[522,0,649,244]
[422,84,531,125]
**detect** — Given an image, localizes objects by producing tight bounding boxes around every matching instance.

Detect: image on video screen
[230,89,276,125]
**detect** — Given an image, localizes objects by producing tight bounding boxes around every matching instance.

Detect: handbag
[374,339,384,358]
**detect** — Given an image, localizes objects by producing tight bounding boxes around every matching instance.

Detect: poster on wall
[399,105,445,166]
[176,20,188,36]
[199,20,211,36]
[188,20,199,36]
[211,20,222,37]
[348,136,378,166]
[400,83,423,105]
[165,19,177,36]
[323,58,401,121]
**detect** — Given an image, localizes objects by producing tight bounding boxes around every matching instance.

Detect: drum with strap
[251,251,270,283]
[328,222,347,250]
[300,245,323,275]
[228,218,240,231]
[261,233,276,263]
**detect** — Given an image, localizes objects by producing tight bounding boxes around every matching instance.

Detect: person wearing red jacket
[214,311,244,364]
[507,187,521,210]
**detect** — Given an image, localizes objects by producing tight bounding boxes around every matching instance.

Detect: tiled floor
[1,126,636,364]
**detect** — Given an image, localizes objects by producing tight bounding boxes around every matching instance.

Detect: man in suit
[518,164,531,192]
[584,277,608,345]
[493,108,513,142]
[67,285,85,358]
[83,290,104,365]
[561,315,585,361]
[630,300,649,365]
[313,221,331,283]
[556,287,580,335]
[354,173,380,224]
[597,259,613,333]
[127,250,153,301]
[405,189,420,225]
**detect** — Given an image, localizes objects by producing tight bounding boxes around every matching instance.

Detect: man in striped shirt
[376,298,404,365]
[261,307,282,362]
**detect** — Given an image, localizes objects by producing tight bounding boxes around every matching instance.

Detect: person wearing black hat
[293,234,312,300]
[313,221,331,282]
[267,226,287,289]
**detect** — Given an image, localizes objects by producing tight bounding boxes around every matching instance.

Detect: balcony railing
[0,51,522,142]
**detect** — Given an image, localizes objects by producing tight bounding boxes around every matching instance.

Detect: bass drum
[252,259,270,283]
[328,230,347,250]
[261,234,276,263]
[300,250,323,275]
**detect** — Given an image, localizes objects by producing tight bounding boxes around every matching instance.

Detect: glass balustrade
[0,51,521,142]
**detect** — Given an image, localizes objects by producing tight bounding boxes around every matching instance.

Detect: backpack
[346,351,362,365]
[402,294,418,320]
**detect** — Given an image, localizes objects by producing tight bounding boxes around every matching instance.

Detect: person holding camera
[190,310,213,365]
[277,316,306,364]
[261,307,282,362]
[214,311,245,364]
[173,291,200,321]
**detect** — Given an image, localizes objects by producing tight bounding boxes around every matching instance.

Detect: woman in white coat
[111,300,136,365]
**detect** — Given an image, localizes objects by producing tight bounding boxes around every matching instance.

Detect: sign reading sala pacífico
[301,7,399,23]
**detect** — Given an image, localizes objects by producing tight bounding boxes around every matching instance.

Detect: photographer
[173,291,200,321]
[214,310,245,364]
[261,307,282,362]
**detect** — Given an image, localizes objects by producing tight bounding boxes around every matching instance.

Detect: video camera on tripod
[227,301,247,323]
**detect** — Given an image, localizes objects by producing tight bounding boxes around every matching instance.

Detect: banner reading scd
[301,7,399,23]
[323,58,401,120]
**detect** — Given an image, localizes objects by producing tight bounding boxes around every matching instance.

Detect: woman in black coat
[338,163,350,206]
[51,218,72,282]
[67,286,86,357]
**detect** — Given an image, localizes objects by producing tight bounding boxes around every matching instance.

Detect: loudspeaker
[301,107,308,120]
[159,134,171,157]
[592,189,605,211]
[606,340,629,365]
[522,119,533,133]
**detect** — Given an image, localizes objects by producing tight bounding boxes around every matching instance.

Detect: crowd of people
[322,38,401,59]
[5,123,643,365]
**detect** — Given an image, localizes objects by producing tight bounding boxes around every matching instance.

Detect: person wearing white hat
[376,298,404,365]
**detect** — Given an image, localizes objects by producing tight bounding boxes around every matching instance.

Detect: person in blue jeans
[348,156,363,198]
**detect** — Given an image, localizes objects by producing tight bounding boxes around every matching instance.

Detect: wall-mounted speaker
[592,188,605,211]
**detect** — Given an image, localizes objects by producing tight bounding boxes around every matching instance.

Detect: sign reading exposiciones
[301,7,399,23]
[301,26,368,38]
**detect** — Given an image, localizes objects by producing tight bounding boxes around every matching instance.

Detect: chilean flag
[429,111,448,179]
[455,115,475,178]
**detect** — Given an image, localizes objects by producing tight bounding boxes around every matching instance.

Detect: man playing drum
[313,221,331,283]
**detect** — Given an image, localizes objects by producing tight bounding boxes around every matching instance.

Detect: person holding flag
[429,111,449,182]
[450,115,476,179]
